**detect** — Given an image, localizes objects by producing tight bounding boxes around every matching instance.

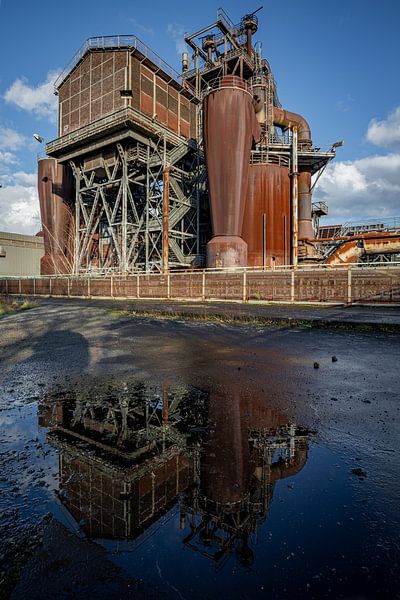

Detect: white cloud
[0,126,25,150]
[167,23,186,55]
[366,106,400,148]
[0,174,40,235]
[315,105,400,223]
[314,153,400,223]
[4,71,59,123]
[0,151,18,165]
[13,171,37,186]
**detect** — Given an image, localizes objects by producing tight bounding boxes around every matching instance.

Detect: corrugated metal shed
[0,232,44,276]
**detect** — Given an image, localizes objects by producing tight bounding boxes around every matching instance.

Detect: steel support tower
[45,37,206,275]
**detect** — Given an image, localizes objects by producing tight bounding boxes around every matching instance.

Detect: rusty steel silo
[203,76,261,268]
[242,163,291,267]
[38,158,74,275]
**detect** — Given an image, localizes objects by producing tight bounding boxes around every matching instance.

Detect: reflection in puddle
[3,373,397,600]
[40,381,309,565]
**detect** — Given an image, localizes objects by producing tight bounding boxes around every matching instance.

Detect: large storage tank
[242,163,291,267]
[38,158,74,274]
[203,76,261,268]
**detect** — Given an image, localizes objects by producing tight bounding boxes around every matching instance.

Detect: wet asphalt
[0,299,399,599]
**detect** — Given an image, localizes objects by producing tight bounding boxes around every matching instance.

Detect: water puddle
[1,378,399,599]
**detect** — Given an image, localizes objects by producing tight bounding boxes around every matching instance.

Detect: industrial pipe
[162,166,170,272]
[298,171,314,240]
[272,107,314,246]
[272,107,312,147]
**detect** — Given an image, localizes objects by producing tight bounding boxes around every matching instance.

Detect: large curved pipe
[272,107,312,146]
[273,106,313,245]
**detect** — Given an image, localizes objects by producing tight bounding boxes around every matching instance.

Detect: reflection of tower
[180,390,309,565]
[40,381,198,539]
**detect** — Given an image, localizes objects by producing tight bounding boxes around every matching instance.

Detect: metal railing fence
[1,264,400,305]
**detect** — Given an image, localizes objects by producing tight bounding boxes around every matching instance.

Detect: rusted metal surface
[272,107,312,147]
[324,233,400,265]
[163,166,170,272]
[38,158,74,275]
[206,235,248,270]
[203,75,261,268]
[2,267,400,303]
[272,108,315,254]
[242,164,291,267]
[291,126,299,265]
[298,170,314,240]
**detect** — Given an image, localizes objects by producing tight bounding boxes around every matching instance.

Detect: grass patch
[107,307,400,334]
[0,296,38,317]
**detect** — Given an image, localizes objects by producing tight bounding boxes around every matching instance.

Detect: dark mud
[0,301,399,599]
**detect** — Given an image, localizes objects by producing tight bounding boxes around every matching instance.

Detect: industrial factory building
[0,231,44,276]
[38,8,400,276]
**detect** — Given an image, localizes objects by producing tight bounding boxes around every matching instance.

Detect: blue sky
[0,0,399,233]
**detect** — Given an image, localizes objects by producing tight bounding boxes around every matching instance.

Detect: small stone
[351,468,367,478]
[332,356,338,362]
[314,362,319,369]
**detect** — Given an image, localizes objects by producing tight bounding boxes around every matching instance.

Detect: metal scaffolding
[69,133,205,275]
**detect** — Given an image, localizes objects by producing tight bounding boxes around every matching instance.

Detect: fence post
[33,278,36,296]
[49,277,52,297]
[167,273,171,299]
[87,277,91,298]
[202,270,206,301]
[110,275,114,298]
[19,279,21,294]
[291,270,295,302]
[5,279,8,295]
[347,268,352,305]
[137,274,140,298]
[242,271,247,302]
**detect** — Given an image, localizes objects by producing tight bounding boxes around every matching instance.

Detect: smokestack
[182,51,188,73]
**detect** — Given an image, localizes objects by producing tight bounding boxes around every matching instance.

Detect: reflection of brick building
[54,443,191,538]
[41,382,195,539]
[40,381,309,553]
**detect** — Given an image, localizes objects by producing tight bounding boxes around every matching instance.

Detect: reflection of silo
[203,76,261,268]
[38,158,74,275]
[242,164,291,267]
[202,390,250,505]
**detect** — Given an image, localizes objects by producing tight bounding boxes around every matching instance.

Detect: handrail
[3,263,400,280]
[334,217,400,237]
[201,75,252,99]
[54,34,197,98]
[250,151,290,167]
[46,106,186,154]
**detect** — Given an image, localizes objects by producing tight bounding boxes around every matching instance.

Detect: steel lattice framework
[69,133,205,275]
